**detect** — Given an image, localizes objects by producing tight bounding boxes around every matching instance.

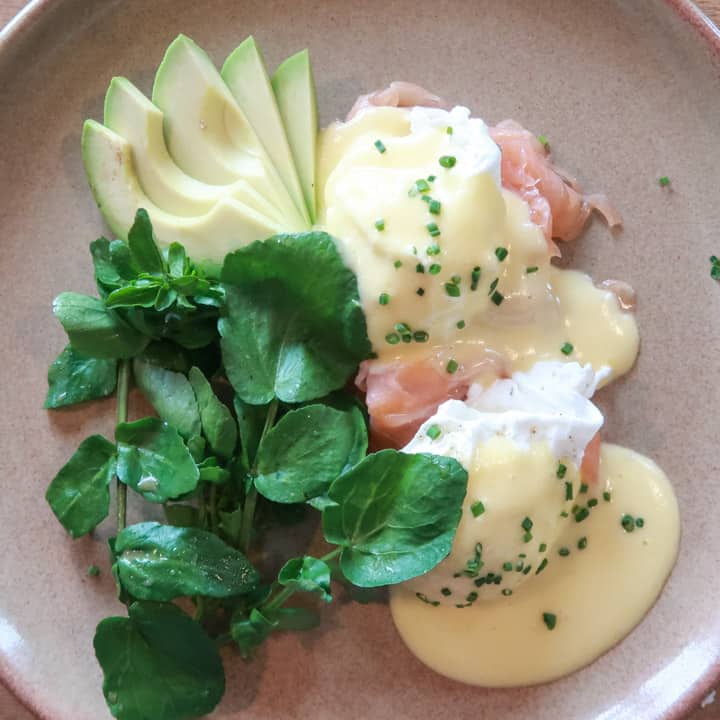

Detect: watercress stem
[115,359,131,532]
[239,398,279,554]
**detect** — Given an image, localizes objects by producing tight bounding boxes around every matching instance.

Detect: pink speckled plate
[1,1,720,719]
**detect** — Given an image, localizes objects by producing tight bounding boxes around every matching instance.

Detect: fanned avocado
[151,34,308,230]
[272,50,319,223]
[222,37,310,226]
[103,76,283,223]
[81,120,284,263]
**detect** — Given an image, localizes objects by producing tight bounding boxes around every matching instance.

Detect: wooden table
[1,1,719,719]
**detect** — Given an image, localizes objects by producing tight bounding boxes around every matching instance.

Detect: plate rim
[0,1,719,718]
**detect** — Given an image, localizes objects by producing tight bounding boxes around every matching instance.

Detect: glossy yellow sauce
[318,107,638,381]
[390,444,680,686]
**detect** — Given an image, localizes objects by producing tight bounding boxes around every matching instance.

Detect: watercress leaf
[267,607,320,632]
[306,495,338,511]
[219,231,371,404]
[110,239,138,280]
[198,465,231,484]
[138,340,190,373]
[89,237,124,293]
[44,344,117,409]
[278,556,332,602]
[113,521,259,600]
[127,208,165,275]
[115,417,199,503]
[94,601,224,720]
[187,434,206,463]
[154,287,177,312]
[163,309,220,350]
[105,280,162,310]
[52,292,148,359]
[163,503,200,528]
[133,358,201,440]
[322,450,468,587]
[218,506,244,545]
[188,367,237,460]
[166,242,187,277]
[230,607,276,658]
[45,435,116,538]
[254,404,367,503]
[233,396,267,469]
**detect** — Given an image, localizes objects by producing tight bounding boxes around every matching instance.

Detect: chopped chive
[577,536,588,550]
[412,246,418,255]
[561,342,574,356]
[446,359,459,374]
[439,155,457,168]
[522,565,532,575]
[470,500,486,517]
[502,561,513,572]
[542,612,557,630]
[539,542,547,553]
[491,291,505,306]
[521,517,534,532]
[395,322,411,334]
[413,330,429,342]
[426,222,441,237]
[557,463,567,479]
[416,263,425,273]
[470,266,481,291]
[658,175,670,187]
[426,424,442,441]
[535,558,549,575]
[474,576,486,587]
[579,483,589,494]
[502,588,513,596]
[495,247,509,262]
[635,517,645,528]
[486,573,495,582]
[416,592,439,607]
[456,320,466,329]
[537,134,549,148]
[588,498,598,508]
[558,547,570,557]
[711,256,720,280]
[603,491,612,502]
[385,333,400,345]
[518,553,527,559]
[378,293,390,306]
[414,178,431,193]
[401,334,412,344]
[466,591,478,602]
[421,194,431,204]
[494,575,502,584]
[488,278,499,295]
[565,481,573,501]
[393,260,402,268]
[426,243,441,256]
[560,511,569,518]
[575,507,590,523]
[429,263,442,275]
[374,218,385,231]
[526,266,539,274]
[374,139,386,154]
[87,565,101,577]
[523,531,533,543]
[515,562,524,572]
[428,174,437,182]
[416,288,425,296]
[445,283,461,298]
[441,587,452,596]
[429,199,442,215]
[621,514,635,532]
[446,126,453,135]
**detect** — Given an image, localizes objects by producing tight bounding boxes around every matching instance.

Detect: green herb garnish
[439,155,457,168]
[446,359,459,374]
[374,139,386,154]
[470,500,486,517]
[375,218,385,231]
[495,247,508,262]
[561,342,574,356]
[542,612,557,630]
[378,293,390,305]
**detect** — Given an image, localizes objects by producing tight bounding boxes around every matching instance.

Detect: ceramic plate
[1,1,720,718]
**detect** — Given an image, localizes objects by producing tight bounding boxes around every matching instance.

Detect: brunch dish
[1,3,719,720]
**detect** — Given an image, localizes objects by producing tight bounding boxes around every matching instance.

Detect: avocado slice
[103,76,284,224]
[271,50,318,223]
[151,35,308,230]
[81,120,285,263]
[221,37,310,226]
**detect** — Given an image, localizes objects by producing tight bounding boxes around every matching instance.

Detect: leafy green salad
[44,34,468,720]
